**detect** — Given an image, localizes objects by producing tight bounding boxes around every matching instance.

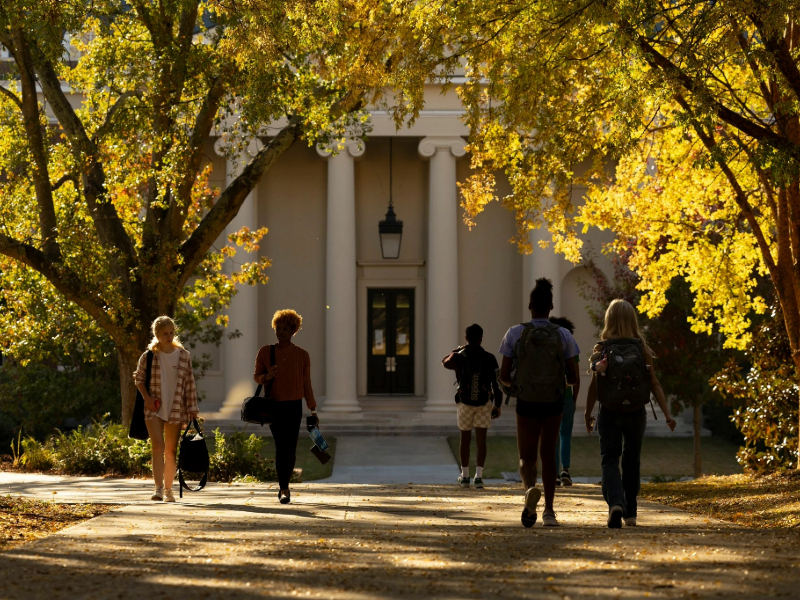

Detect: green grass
[260,434,336,482]
[446,435,742,479]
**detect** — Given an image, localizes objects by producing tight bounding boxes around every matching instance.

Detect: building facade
[198,84,619,429]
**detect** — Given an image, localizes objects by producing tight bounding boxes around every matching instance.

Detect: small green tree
[580,250,734,477]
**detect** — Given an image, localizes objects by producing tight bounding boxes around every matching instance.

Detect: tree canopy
[0,0,452,420]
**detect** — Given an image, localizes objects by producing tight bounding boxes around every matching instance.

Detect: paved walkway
[2,474,799,599]
[320,436,464,484]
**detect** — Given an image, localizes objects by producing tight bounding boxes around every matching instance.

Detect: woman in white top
[134,316,199,502]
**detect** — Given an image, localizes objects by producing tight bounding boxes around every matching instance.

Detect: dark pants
[598,407,647,518]
[268,399,303,490]
[516,412,562,510]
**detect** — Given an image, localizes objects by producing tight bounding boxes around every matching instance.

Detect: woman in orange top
[254,309,318,504]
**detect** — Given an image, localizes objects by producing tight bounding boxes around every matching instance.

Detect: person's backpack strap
[145,350,153,393]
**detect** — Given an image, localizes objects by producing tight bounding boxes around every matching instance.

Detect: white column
[215,139,261,416]
[317,141,363,415]
[419,137,466,412]
[522,227,561,319]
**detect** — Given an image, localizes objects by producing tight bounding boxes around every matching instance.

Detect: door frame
[357,261,426,397]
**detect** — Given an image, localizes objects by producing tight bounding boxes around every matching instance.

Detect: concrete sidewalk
[2,477,799,599]
[320,436,461,484]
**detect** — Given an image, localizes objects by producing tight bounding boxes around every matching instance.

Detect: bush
[208,428,299,483]
[0,357,121,451]
[19,419,151,477]
[712,304,799,471]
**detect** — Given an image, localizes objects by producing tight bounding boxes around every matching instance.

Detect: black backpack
[178,417,210,498]
[455,348,492,406]
[128,351,153,441]
[596,337,652,410]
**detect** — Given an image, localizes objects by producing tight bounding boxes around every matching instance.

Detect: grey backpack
[513,322,566,403]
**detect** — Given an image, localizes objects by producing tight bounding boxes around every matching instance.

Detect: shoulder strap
[145,351,154,389]
[270,344,276,366]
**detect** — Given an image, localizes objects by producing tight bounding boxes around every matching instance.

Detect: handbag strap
[179,470,207,497]
[181,417,203,442]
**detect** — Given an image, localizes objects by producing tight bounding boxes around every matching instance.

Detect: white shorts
[457,402,493,431]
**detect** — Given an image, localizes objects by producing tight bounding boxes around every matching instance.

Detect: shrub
[19,419,151,477]
[712,304,799,471]
[208,428,300,483]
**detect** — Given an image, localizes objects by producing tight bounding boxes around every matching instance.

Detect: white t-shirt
[157,349,181,421]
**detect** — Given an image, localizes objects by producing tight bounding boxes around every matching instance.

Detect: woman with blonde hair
[584,299,675,528]
[254,309,317,504]
[134,316,199,502]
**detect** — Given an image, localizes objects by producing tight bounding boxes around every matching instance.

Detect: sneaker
[560,470,573,487]
[473,477,485,489]
[542,509,559,527]
[555,478,562,487]
[608,505,623,529]
[151,487,164,501]
[623,517,637,526]
[457,475,470,487]
[521,487,541,528]
[164,489,176,503]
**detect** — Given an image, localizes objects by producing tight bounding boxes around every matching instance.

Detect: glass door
[367,288,415,394]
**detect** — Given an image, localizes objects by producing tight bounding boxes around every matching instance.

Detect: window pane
[395,294,410,356]
[372,293,386,355]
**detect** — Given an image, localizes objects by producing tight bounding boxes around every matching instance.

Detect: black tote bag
[178,417,210,498]
[128,351,153,440]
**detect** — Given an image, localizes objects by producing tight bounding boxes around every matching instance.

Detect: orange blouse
[254,343,316,409]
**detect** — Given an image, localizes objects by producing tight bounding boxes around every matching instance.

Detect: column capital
[417,136,467,159]
[316,138,366,159]
[213,137,264,158]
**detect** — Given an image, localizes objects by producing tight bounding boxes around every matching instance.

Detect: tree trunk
[117,346,143,426]
[693,400,702,479]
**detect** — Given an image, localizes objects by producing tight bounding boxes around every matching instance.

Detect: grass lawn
[447,435,742,480]
[260,434,336,482]
[641,471,800,528]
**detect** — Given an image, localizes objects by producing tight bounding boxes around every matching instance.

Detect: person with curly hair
[253,309,318,504]
[134,316,199,502]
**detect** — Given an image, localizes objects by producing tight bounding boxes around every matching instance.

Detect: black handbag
[128,351,153,440]
[178,417,209,498]
[241,345,276,426]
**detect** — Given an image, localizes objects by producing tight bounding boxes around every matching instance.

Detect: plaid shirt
[134,348,199,425]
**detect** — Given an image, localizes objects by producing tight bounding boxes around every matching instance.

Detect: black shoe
[279,490,291,504]
[560,470,573,487]
[608,505,623,529]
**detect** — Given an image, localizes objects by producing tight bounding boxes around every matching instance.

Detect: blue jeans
[556,394,575,470]
[598,407,647,518]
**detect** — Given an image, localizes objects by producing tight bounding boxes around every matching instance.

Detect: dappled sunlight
[1,483,798,599]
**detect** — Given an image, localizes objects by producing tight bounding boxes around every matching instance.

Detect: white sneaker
[164,489,176,502]
[624,517,637,526]
[151,487,164,501]
[542,509,559,527]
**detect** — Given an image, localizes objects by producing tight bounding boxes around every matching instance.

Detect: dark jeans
[268,399,303,490]
[598,407,647,518]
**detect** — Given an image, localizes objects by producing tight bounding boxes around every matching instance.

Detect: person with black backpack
[499,278,580,528]
[584,299,676,528]
[442,324,502,489]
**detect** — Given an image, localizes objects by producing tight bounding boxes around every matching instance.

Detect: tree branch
[92,90,143,143]
[170,75,227,239]
[0,233,116,334]
[177,116,303,288]
[750,13,800,110]
[0,83,22,109]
